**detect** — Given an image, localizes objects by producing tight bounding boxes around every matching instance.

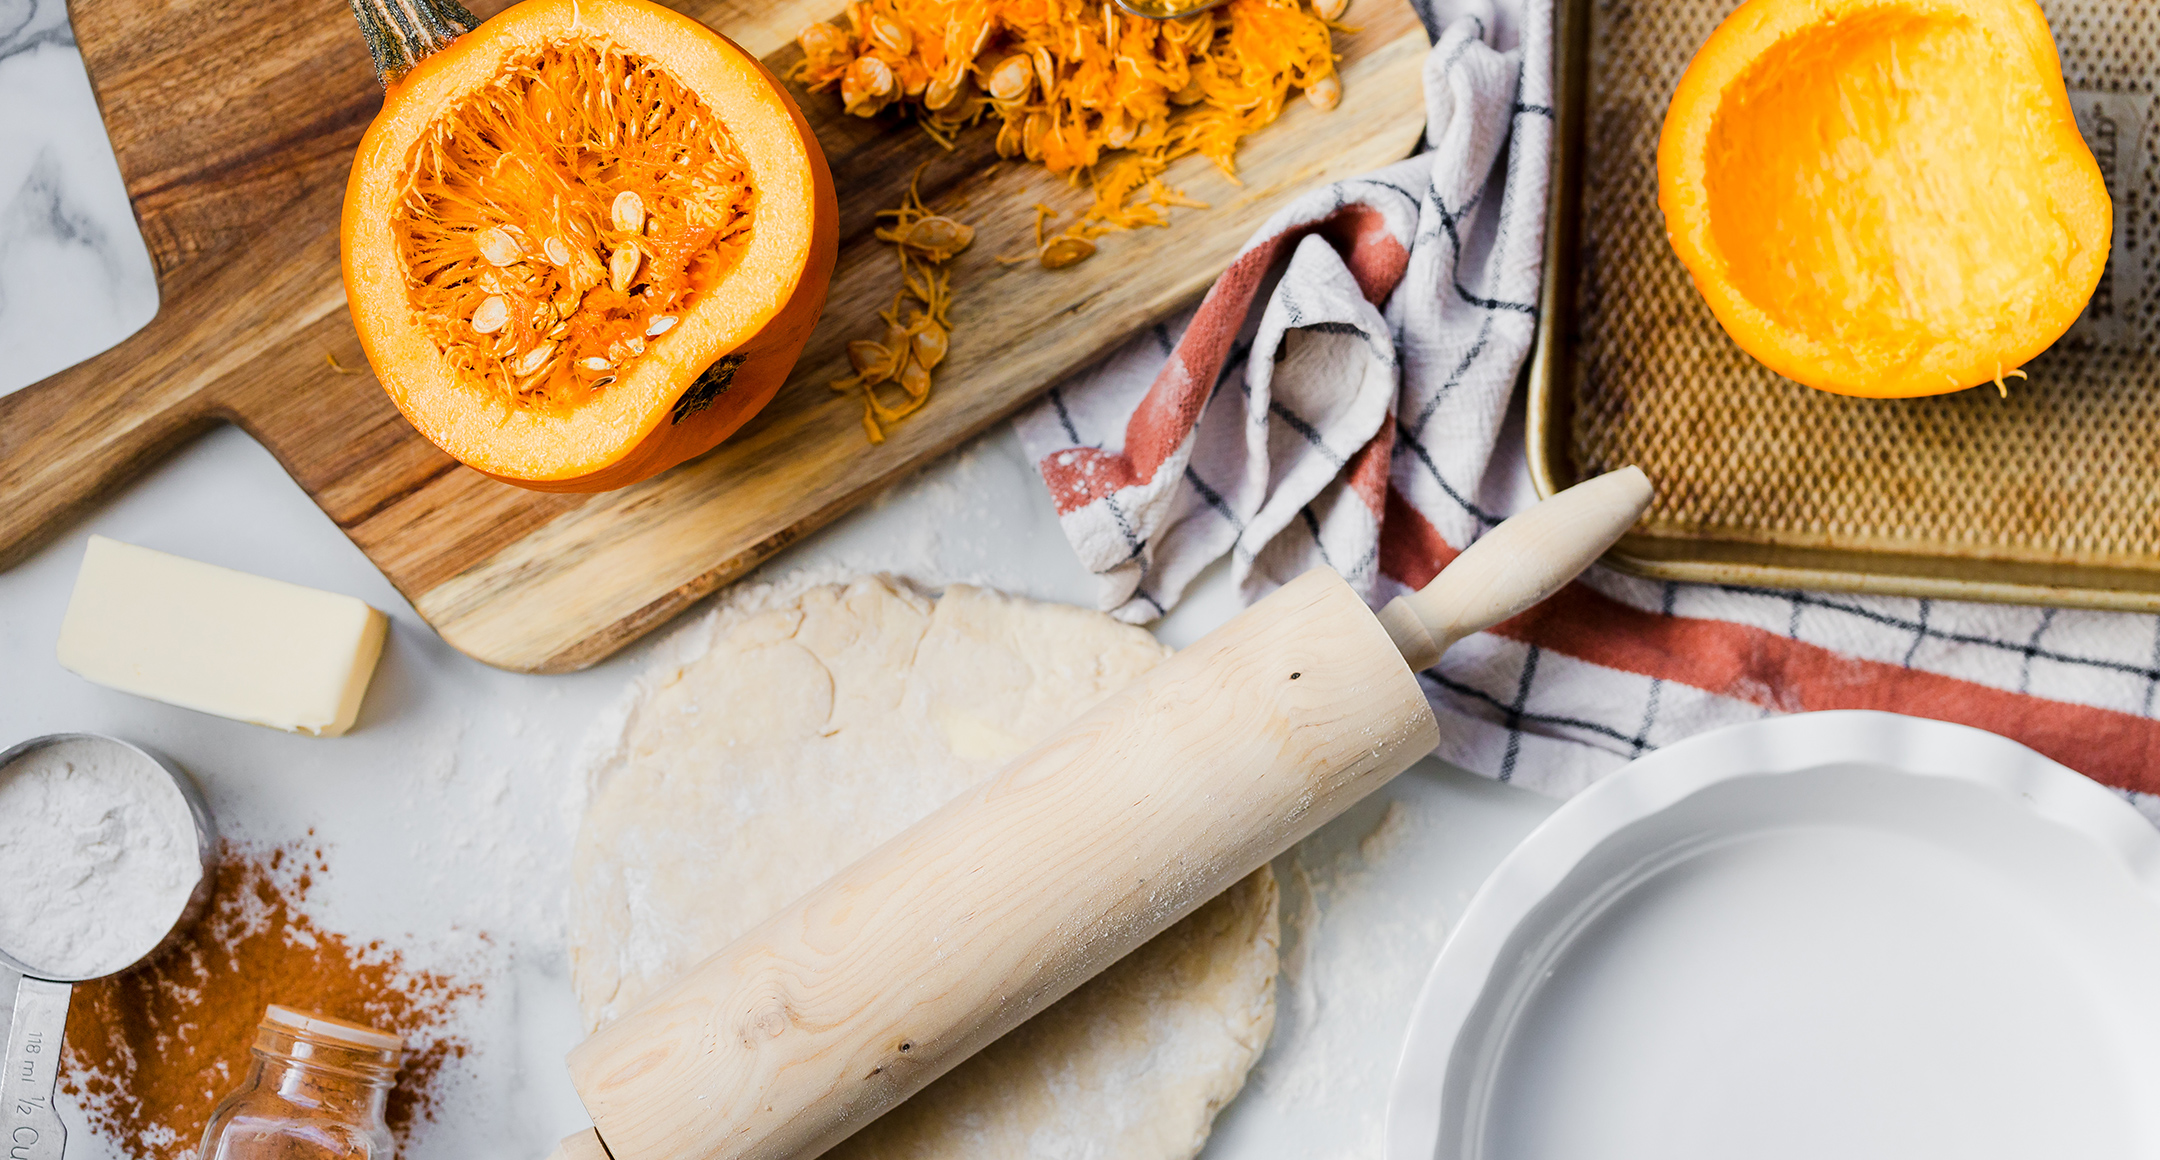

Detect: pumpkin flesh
[1657,0,2110,398]
[344,0,837,489]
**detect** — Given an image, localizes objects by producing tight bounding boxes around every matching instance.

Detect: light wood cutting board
[1,0,1429,672]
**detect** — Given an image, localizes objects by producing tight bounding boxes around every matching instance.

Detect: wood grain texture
[0,0,1429,671]
[563,568,1439,1160]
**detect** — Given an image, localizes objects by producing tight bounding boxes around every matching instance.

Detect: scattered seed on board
[987,54,1032,102]
[843,56,897,116]
[1313,0,1349,19]
[544,236,573,266]
[911,324,947,369]
[476,226,521,266]
[1039,235,1095,269]
[897,355,930,398]
[1305,74,1341,112]
[869,13,913,55]
[610,244,643,293]
[612,190,645,234]
[924,73,965,111]
[646,315,678,337]
[471,295,509,334]
[898,216,974,261]
[848,339,897,384]
[798,21,848,60]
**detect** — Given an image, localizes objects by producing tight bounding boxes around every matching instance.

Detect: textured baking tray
[1527,0,2160,609]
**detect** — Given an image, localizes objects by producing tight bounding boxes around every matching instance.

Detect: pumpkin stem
[350,0,480,86]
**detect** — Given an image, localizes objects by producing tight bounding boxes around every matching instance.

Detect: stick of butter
[57,536,390,736]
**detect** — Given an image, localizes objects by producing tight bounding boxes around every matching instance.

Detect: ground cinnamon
[61,841,481,1158]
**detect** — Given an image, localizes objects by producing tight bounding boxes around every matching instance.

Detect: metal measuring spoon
[0,734,217,1160]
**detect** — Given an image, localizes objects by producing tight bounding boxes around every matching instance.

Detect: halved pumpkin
[342,0,838,490]
[1657,0,2110,398]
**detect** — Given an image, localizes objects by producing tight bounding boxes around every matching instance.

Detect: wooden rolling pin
[548,466,1653,1160]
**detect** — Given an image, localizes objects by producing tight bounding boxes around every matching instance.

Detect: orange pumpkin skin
[342,0,837,491]
[1657,0,2110,398]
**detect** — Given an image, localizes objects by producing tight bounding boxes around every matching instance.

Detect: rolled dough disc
[570,576,1278,1159]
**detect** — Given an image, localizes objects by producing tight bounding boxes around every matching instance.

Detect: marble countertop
[0,9,1557,1156]
[0,0,158,399]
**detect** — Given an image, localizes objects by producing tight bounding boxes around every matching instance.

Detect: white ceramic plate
[1385,710,2160,1160]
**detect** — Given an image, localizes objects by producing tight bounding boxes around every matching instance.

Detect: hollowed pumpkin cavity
[1658,0,2111,398]
[343,0,837,490]
[393,37,756,411]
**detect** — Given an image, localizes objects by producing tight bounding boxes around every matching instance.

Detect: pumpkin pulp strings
[392,36,757,411]
[832,170,975,442]
[795,0,1343,265]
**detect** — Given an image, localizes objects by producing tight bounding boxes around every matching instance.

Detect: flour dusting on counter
[1251,798,1453,1159]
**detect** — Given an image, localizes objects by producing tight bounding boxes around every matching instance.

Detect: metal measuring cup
[0,734,217,1160]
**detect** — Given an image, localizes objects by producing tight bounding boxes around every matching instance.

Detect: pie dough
[570,576,1278,1158]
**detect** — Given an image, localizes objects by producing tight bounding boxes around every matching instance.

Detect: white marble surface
[0,0,159,398]
[0,419,1557,1159]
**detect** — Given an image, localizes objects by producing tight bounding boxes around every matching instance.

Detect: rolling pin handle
[1380,465,1652,671]
[546,1127,613,1160]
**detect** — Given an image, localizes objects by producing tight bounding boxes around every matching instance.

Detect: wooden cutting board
[0,0,1429,672]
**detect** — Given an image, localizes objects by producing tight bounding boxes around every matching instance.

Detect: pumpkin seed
[471,295,510,334]
[580,356,613,372]
[1031,46,1057,95]
[869,13,912,56]
[987,54,1033,102]
[900,216,974,261]
[476,226,521,266]
[1305,74,1341,112]
[610,243,643,292]
[1039,235,1096,269]
[848,339,897,384]
[544,235,573,265]
[797,21,848,59]
[612,190,645,234]
[646,314,678,337]
[1313,0,1349,19]
[911,322,948,370]
[842,56,897,117]
[897,353,931,399]
[924,72,966,112]
[1022,112,1049,161]
[513,343,556,377]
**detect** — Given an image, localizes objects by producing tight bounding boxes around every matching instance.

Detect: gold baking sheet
[1528,0,2160,610]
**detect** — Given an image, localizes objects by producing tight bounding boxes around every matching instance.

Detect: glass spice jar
[197,1006,404,1160]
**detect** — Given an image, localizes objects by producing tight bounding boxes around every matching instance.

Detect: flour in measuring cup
[0,738,202,979]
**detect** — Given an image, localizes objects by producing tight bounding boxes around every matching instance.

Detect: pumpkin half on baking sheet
[342,0,838,491]
[1657,0,2111,399]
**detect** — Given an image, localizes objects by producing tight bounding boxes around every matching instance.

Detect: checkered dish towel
[1017,3,2160,812]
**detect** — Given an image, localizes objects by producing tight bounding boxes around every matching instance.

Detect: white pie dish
[1384,710,2160,1160]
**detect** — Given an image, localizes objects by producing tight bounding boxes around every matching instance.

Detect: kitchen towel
[1016,0,2160,812]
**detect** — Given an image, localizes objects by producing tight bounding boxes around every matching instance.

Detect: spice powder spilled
[61,843,481,1157]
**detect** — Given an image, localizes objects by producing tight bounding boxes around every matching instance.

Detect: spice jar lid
[264,1005,404,1051]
